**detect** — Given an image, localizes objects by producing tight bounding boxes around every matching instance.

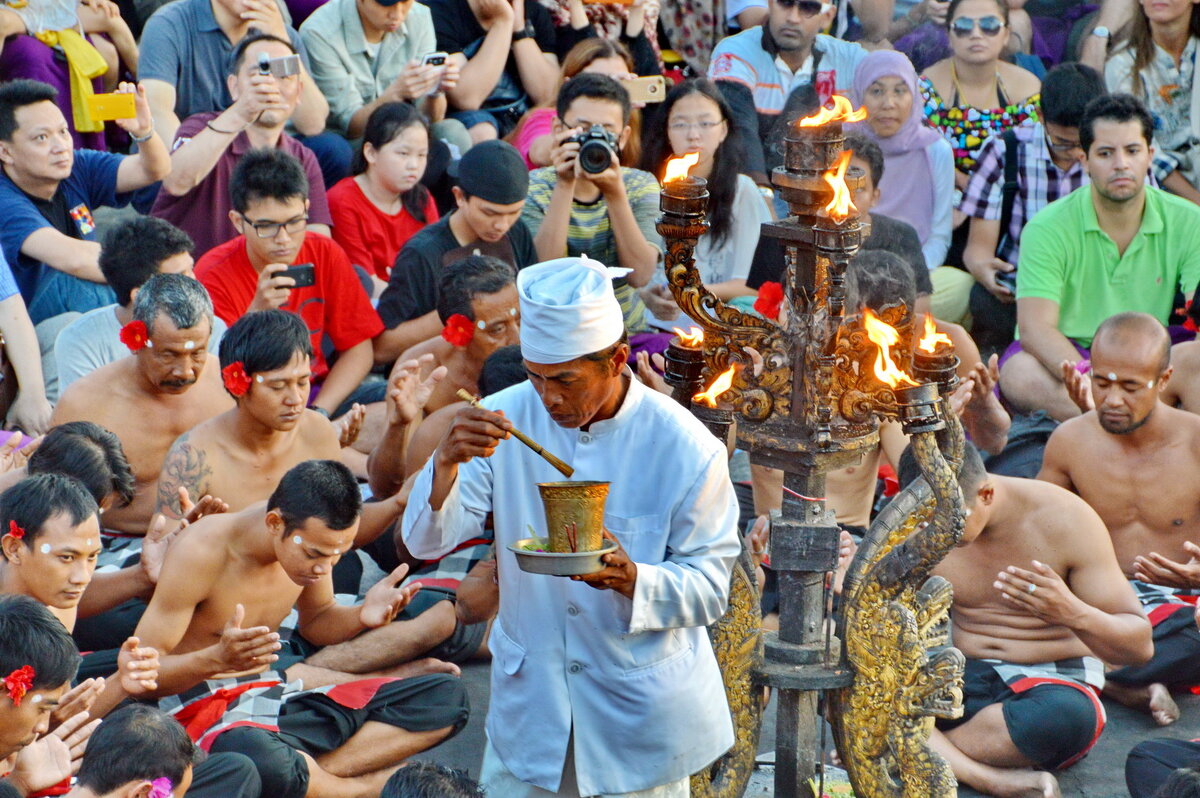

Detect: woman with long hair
[510,37,647,169]
[1105,0,1200,201]
[853,50,955,270]
[919,0,1041,188]
[638,79,765,325]
[327,102,438,293]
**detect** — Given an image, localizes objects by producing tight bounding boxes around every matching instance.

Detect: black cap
[451,140,529,205]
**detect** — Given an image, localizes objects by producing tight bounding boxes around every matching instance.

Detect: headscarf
[850,50,943,246]
[517,257,626,364]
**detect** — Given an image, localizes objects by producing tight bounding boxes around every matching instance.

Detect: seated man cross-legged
[135,460,468,798]
[900,444,1152,798]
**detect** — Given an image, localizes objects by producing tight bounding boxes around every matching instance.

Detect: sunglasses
[776,0,833,17]
[950,15,1006,36]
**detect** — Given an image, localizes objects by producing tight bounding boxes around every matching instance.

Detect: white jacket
[403,377,740,795]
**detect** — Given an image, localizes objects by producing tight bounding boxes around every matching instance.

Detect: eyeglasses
[1045,133,1082,153]
[776,0,833,17]
[241,213,308,239]
[950,15,1006,36]
[668,120,725,133]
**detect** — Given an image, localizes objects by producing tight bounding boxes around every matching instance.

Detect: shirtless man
[1040,312,1200,726]
[0,474,160,714]
[154,310,459,675]
[1160,338,1200,413]
[898,444,1151,798]
[134,460,468,798]
[396,255,520,416]
[51,274,233,535]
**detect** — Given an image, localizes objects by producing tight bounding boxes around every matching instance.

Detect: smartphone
[421,51,448,68]
[86,92,136,121]
[625,75,666,104]
[279,263,315,288]
[995,270,1017,292]
[257,53,302,79]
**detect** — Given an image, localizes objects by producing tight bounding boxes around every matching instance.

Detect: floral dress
[919,75,1041,173]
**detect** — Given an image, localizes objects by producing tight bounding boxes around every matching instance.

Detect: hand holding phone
[279,263,316,288]
[86,92,137,122]
[624,75,665,104]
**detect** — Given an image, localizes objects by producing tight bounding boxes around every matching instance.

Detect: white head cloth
[517,256,627,364]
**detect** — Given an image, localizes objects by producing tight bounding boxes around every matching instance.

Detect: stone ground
[420,660,1200,797]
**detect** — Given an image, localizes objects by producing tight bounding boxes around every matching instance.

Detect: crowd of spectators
[4,0,1200,793]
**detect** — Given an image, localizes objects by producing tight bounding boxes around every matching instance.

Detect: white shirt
[403,376,740,795]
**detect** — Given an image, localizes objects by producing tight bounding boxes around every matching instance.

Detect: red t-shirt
[327,177,439,281]
[195,233,384,379]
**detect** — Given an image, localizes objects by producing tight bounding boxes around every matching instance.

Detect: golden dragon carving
[828,406,968,798]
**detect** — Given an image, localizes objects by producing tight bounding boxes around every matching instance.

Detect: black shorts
[937,658,1103,770]
[1108,604,1200,689]
[208,674,469,798]
[400,587,488,664]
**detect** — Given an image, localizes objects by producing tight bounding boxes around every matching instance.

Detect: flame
[862,308,917,389]
[672,326,704,348]
[917,314,954,354]
[797,94,869,128]
[664,152,701,183]
[822,150,857,224]
[693,366,737,408]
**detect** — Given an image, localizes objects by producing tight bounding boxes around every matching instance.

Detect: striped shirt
[958,122,1086,266]
[521,166,663,333]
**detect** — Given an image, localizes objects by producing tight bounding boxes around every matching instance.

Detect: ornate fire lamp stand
[658,99,971,798]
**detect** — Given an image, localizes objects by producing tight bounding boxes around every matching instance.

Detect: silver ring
[1027,583,1037,595]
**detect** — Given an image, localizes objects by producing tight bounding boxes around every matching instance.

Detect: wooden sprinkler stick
[456,389,575,478]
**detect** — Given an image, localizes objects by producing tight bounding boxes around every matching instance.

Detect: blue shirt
[140,0,312,120]
[0,246,19,304]
[0,149,124,312]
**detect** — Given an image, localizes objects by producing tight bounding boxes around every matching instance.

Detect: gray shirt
[300,0,436,135]
[55,305,228,394]
[140,0,310,121]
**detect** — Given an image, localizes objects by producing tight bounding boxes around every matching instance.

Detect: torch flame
[797,94,869,128]
[672,326,704,348]
[693,366,737,408]
[862,308,918,388]
[823,150,857,224]
[664,152,701,183]
[917,314,954,354]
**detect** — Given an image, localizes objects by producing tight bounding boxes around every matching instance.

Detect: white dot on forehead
[476,319,486,330]
[509,308,517,317]
[86,539,93,546]
[1107,372,1118,381]
[40,543,51,554]
[292,535,303,545]
[145,340,154,348]
[256,375,264,383]
[184,340,195,350]
[31,695,42,704]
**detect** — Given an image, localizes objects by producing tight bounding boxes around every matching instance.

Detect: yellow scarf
[33,29,107,133]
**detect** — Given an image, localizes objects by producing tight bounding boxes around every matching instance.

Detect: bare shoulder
[998,61,1041,101]
[299,412,342,457]
[161,513,238,585]
[398,337,449,370]
[1161,403,1200,444]
[1171,339,1200,367]
[1017,477,1108,542]
[921,60,952,95]
[54,359,133,422]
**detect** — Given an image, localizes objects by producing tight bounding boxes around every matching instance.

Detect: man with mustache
[51,274,234,536]
[1040,312,1200,727]
[998,93,1200,421]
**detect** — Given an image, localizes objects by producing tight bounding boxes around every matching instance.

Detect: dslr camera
[568,124,619,175]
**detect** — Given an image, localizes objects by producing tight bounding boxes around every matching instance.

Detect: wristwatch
[1091,25,1111,38]
[513,21,535,41]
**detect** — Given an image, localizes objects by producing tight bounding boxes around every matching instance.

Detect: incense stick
[456,389,575,478]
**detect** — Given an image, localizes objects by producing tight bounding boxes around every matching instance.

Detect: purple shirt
[150,112,333,258]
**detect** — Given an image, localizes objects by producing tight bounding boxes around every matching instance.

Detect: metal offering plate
[507,537,618,576]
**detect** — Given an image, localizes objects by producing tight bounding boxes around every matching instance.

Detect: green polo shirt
[1017,185,1200,347]
[300,0,435,135]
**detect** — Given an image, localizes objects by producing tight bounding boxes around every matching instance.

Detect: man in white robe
[402,256,741,797]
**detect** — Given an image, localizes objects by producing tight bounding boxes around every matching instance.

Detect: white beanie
[517,256,627,364]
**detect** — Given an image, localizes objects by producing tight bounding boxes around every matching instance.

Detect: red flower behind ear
[4,665,34,706]
[441,314,475,347]
[754,282,784,321]
[222,362,252,396]
[120,320,150,352]
[6,520,23,540]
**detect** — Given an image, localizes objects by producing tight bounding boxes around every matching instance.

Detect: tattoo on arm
[155,439,212,519]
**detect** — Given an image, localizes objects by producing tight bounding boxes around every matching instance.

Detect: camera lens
[578,140,613,174]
